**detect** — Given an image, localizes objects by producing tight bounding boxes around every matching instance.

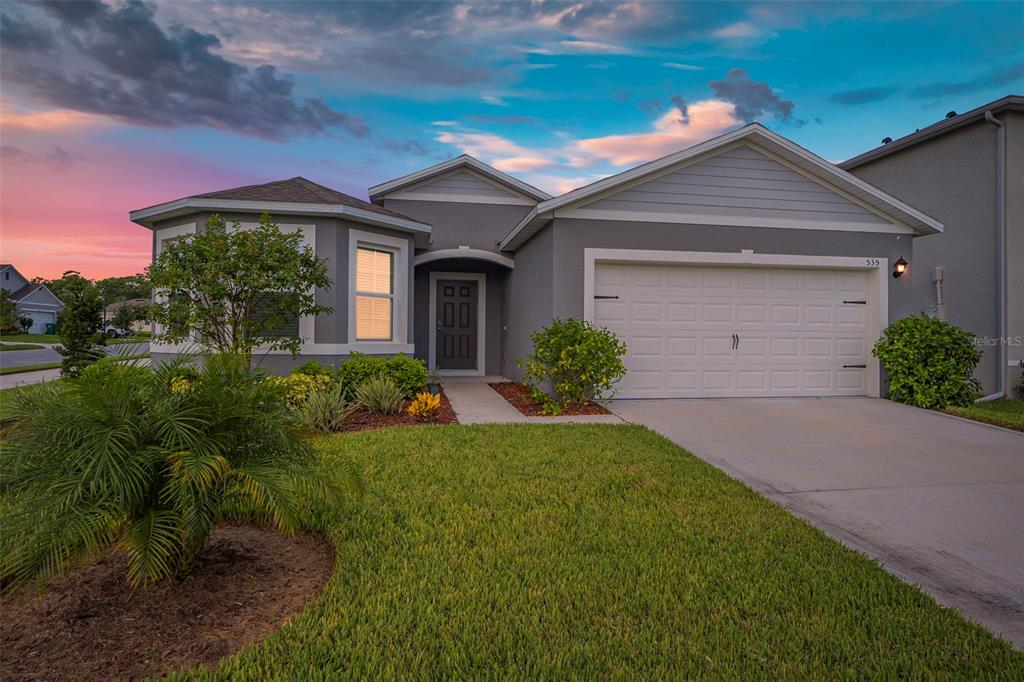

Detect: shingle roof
[193,177,417,221]
[9,283,43,301]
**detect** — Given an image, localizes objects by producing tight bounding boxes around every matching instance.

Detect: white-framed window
[348,229,408,346]
[355,246,394,341]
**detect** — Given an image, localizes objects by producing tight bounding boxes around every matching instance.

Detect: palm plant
[0,354,358,591]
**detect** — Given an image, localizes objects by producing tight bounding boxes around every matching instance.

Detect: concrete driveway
[609,397,1024,647]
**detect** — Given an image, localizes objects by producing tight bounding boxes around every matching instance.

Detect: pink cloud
[491,156,557,172]
[572,99,741,166]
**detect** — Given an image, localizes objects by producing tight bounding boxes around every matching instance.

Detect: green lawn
[0,343,44,351]
[178,424,1022,679]
[0,353,150,375]
[946,399,1024,432]
[0,333,59,343]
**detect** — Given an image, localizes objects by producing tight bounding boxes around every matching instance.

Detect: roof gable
[574,142,894,231]
[500,124,944,250]
[369,155,551,204]
[12,283,62,307]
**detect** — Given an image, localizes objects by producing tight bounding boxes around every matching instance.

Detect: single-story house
[0,264,63,334]
[841,95,1023,400]
[104,298,151,334]
[130,96,1020,400]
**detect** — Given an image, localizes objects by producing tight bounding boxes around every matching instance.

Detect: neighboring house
[842,95,1023,399]
[133,122,951,399]
[104,298,151,334]
[0,264,63,334]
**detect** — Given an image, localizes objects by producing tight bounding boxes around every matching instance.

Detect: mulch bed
[0,523,334,682]
[341,388,457,432]
[488,382,611,416]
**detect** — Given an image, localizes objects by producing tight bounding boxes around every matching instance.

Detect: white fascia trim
[556,208,914,234]
[348,228,410,345]
[130,198,431,234]
[414,248,514,269]
[385,190,535,206]
[151,341,416,356]
[582,247,889,398]
[500,124,942,249]
[369,155,551,202]
[428,271,486,376]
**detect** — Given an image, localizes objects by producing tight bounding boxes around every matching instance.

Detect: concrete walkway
[610,396,1024,648]
[443,376,623,425]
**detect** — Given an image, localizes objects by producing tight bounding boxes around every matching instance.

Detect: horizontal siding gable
[404,169,523,200]
[16,286,63,308]
[579,144,893,228]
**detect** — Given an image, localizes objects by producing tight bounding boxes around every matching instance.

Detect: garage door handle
[843,300,867,304]
[594,295,619,299]
[843,364,867,368]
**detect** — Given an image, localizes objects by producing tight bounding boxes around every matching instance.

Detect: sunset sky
[1,0,1021,280]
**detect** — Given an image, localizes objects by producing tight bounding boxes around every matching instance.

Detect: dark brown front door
[436,279,478,370]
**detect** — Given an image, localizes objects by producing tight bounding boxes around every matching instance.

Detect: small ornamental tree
[55,272,106,377]
[110,302,143,333]
[872,314,982,409]
[18,316,33,333]
[0,290,17,333]
[148,213,332,361]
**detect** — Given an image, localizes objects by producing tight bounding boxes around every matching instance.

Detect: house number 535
[865,258,880,267]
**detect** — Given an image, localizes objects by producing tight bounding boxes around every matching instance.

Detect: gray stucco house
[0,264,63,334]
[842,95,1023,400]
[131,100,1019,400]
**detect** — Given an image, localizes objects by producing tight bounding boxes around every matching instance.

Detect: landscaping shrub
[265,372,335,406]
[407,391,441,421]
[336,353,427,399]
[294,359,334,378]
[354,375,405,415]
[519,317,627,412]
[0,353,358,590]
[1016,361,1024,400]
[872,314,982,409]
[295,386,357,433]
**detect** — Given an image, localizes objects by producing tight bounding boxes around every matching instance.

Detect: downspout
[977,110,1007,402]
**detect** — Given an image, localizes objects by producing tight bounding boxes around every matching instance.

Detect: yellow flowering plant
[407,391,441,421]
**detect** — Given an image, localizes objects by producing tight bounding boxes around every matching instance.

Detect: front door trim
[583,248,889,398]
[429,271,486,376]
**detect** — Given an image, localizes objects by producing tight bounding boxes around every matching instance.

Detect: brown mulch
[488,382,611,416]
[0,524,334,682]
[341,388,457,432]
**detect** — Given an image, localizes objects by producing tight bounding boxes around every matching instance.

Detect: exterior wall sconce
[893,257,908,278]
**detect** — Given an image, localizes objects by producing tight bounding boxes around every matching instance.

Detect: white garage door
[593,263,870,398]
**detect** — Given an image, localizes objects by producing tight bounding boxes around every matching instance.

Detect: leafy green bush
[872,314,982,409]
[354,375,405,415]
[519,317,627,411]
[0,353,358,590]
[294,359,334,378]
[295,386,357,432]
[264,372,335,406]
[337,353,427,399]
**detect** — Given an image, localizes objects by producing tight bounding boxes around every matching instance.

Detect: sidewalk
[442,376,624,425]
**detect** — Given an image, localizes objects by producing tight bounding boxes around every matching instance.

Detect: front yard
[187,424,1020,679]
[946,398,1024,432]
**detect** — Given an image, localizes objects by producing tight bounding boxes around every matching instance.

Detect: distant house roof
[105,298,150,315]
[8,283,43,301]
[841,94,1024,169]
[130,177,432,236]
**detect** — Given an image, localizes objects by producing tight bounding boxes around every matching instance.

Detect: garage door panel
[594,262,871,398]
